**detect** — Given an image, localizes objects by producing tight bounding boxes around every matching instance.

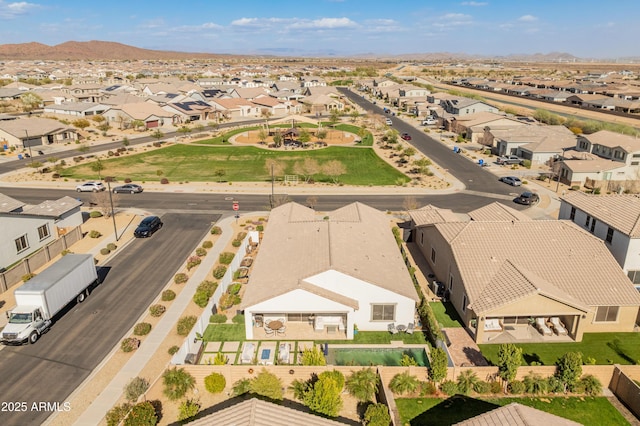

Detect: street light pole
[105,177,119,241]
[555,148,567,193]
[24,130,33,166]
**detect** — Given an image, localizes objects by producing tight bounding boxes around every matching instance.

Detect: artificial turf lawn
[429,301,464,328]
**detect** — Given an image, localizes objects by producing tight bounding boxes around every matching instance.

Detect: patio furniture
[535,317,553,336]
[484,318,503,332]
[241,342,256,364]
[396,324,407,333]
[406,322,415,334]
[269,320,283,330]
[388,323,398,334]
[254,314,263,328]
[259,348,272,365]
[278,343,291,364]
[264,326,275,337]
[550,317,568,336]
[277,326,286,337]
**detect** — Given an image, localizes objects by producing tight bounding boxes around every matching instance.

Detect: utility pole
[270,163,275,208]
[105,177,119,241]
[24,130,33,166]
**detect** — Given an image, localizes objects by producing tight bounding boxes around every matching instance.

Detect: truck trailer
[2,254,98,345]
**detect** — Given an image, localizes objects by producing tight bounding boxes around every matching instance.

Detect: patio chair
[550,317,568,336]
[535,317,553,336]
[241,342,256,364]
[388,323,398,334]
[406,322,415,334]
[278,343,291,364]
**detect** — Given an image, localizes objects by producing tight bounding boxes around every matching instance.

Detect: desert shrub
[186,256,201,271]
[473,380,492,394]
[124,178,132,183]
[202,240,213,249]
[389,371,419,395]
[256,225,264,232]
[162,289,176,301]
[22,273,35,282]
[160,178,169,184]
[124,401,157,426]
[168,345,179,355]
[210,226,222,235]
[218,292,236,310]
[89,210,103,218]
[228,283,242,295]
[100,248,111,255]
[231,239,242,247]
[197,280,218,297]
[61,249,72,256]
[121,337,140,353]
[219,252,235,265]
[149,304,166,317]
[210,314,227,324]
[162,367,195,401]
[364,403,391,426]
[193,290,210,308]
[195,247,207,257]
[177,316,197,336]
[420,381,437,396]
[174,273,188,284]
[508,380,525,395]
[133,322,152,336]
[580,374,602,396]
[232,314,245,324]
[106,243,117,251]
[106,402,132,426]
[490,380,503,394]
[440,380,458,396]
[236,231,247,240]
[213,265,227,279]
[177,399,199,422]
[125,377,150,402]
[90,230,102,238]
[204,372,227,394]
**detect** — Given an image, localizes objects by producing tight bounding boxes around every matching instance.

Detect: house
[162,100,214,124]
[0,117,78,148]
[449,112,525,144]
[0,193,83,270]
[559,191,640,289]
[440,96,499,117]
[488,125,577,164]
[454,402,581,426]
[410,202,640,343]
[43,102,107,117]
[242,202,419,340]
[101,103,176,129]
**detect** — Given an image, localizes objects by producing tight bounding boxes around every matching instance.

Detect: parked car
[112,183,143,194]
[515,191,540,205]
[422,118,437,126]
[385,118,393,125]
[134,216,163,238]
[499,176,522,186]
[401,133,412,141]
[75,182,106,192]
[497,155,523,165]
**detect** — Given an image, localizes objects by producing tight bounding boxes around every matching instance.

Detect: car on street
[497,155,524,165]
[112,183,143,194]
[385,118,393,125]
[134,216,163,238]
[499,176,522,186]
[514,191,540,205]
[75,182,106,192]
[401,133,412,140]
[422,118,437,126]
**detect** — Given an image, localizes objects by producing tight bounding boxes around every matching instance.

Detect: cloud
[139,18,165,29]
[289,17,356,29]
[461,1,487,5]
[518,15,538,22]
[363,18,403,33]
[432,13,473,29]
[0,1,38,19]
[231,16,356,32]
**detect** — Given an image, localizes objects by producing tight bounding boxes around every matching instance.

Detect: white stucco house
[241,202,419,340]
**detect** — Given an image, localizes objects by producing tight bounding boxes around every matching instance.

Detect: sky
[0,0,638,58]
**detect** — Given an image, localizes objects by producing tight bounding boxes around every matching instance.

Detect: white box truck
[2,254,98,345]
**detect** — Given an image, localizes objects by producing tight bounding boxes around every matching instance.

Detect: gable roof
[581,129,640,152]
[0,117,75,137]
[409,204,462,226]
[455,402,581,426]
[0,193,25,213]
[561,191,640,237]
[467,202,532,222]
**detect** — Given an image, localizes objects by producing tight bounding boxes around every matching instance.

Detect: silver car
[75,182,106,192]
[112,184,143,194]
[499,176,522,186]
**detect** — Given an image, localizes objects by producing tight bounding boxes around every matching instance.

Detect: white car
[385,118,393,125]
[75,182,106,192]
[422,118,437,126]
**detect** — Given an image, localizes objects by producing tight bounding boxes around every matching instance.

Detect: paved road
[0,212,216,426]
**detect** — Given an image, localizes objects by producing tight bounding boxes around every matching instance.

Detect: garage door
[23,137,43,147]
[146,120,159,128]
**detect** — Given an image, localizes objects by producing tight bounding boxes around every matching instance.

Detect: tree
[497,343,523,384]
[177,125,192,139]
[257,129,268,144]
[293,157,321,183]
[249,369,283,401]
[151,129,164,142]
[131,120,145,131]
[402,196,419,211]
[389,371,419,395]
[556,352,583,392]
[301,346,326,366]
[456,370,480,395]
[429,347,448,383]
[298,129,311,145]
[303,373,343,417]
[364,403,391,426]
[72,119,91,130]
[265,158,286,180]
[98,122,111,133]
[20,92,42,112]
[272,131,283,147]
[328,109,341,127]
[90,159,105,180]
[349,109,360,123]
[345,368,379,402]
[122,137,130,148]
[322,160,347,184]
[162,367,195,401]
[261,108,272,133]
[316,128,328,143]
[214,169,226,182]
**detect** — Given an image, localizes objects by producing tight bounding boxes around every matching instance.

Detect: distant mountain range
[0,40,633,63]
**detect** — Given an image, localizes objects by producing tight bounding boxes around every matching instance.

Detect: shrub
[301,346,327,366]
[212,352,228,365]
[89,210,103,218]
[162,367,195,401]
[250,369,284,401]
[547,376,565,393]
[186,256,202,271]
[210,314,227,324]
[232,378,251,397]
[228,283,242,295]
[195,247,207,257]
[490,380,503,394]
[162,289,176,301]
[202,240,213,249]
[204,372,227,394]
[90,230,102,238]
[508,380,525,395]
[193,290,210,308]
[125,377,150,402]
[400,353,418,366]
[177,316,197,335]
[124,401,157,426]
[389,371,419,395]
[149,304,166,317]
[523,372,548,395]
[218,292,237,310]
[168,345,179,355]
[232,314,245,324]
[160,178,169,184]
[213,265,227,279]
[237,231,247,240]
[440,380,458,396]
[106,402,132,426]
[197,280,218,297]
[345,368,379,402]
[420,381,437,396]
[133,322,152,336]
[231,239,242,247]
[174,273,188,284]
[473,380,492,394]
[580,374,602,396]
[256,225,264,232]
[211,226,222,235]
[100,248,111,255]
[121,337,140,353]
[177,399,199,422]
[457,370,480,395]
[22,273,35,282]
[219,252,235,265]
[364,403,391,426]
[107,243,117,251]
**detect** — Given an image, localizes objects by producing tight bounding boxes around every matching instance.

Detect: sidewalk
[67,214,237,426]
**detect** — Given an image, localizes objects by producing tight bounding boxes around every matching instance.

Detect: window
[37,224,50,241]
[448,274,454,291]
[585,215,591,227]
[590,218,596,233]
[606,227,614,244]
[420,232,424,246]
[595,306,619,322]
[15,235,29,253]
[431,247,436,263]
[569,207,576,221]
[627,270,640,284]
[462,295,467,312]
[371,304,395,321]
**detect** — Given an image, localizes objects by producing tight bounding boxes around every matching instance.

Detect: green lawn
[429,302,464,328]
[320,331,427,345]
[203,324,246,342]
[480,333,640,366]
[396,396,628,426]
[63,144,409,185]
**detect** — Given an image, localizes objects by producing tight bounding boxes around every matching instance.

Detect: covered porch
[249,312,349,340]
[478,314,580,344]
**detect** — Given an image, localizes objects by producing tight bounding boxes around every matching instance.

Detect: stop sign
[232,202,239,211]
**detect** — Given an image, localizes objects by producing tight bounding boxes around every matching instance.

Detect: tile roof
[561,191,640,237]
[189,397,347,426]
[467,202,532,222]
[562,158,624,173]
[0,117,74,137]
[21,196,82,218]
[582,129,640,152]
[409,204,463,226]
[0,193,25,212]
[455,402,581,426]
[241,202,419,309]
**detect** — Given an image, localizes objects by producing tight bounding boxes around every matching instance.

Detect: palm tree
[162,367,195,401]
[389,371,419,396]
[345,368,379,402]
[456,370,480,395]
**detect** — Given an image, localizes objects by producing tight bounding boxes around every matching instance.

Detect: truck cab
[2,306,50,344]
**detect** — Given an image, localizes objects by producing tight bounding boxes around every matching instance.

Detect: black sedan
[112,183,143,194]
[514,191,540,205]
[134,216,163,238]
